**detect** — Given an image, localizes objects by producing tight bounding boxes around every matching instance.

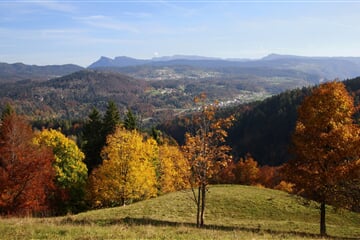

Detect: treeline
[0,102,189,215]
[0,100,287,216]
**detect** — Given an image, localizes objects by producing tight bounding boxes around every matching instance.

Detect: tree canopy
[87,127,157,207]
[283,81,360,236]
[182,93,233,227]
[0,113,55,215]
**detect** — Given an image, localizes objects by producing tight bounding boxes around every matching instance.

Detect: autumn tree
[257,165,282,188]
[87,127,157,208]
[0,113,55,215]
[233,154,260,185]
[182,93,233,227]
[158,143,190,193]
[283,81,360,236]
[34,129,88,213]
[209,158,236,184]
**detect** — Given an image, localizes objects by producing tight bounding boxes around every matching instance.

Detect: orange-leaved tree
[282,81,360,236]
[0,112,55,215]
[233,154,260,185]
[87,127,157,208]
[182,93,233,227]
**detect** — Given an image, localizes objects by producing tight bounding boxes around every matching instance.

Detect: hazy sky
[1,1,360,67]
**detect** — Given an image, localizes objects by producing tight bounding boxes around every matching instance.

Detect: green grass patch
[0,185,359,239]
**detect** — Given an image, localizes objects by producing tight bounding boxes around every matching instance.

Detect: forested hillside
[0,62,83,83]
[160,76,360,166]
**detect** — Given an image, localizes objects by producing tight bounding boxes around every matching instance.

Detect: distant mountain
[88,56,149,68]
[0,62,84,83]
[0,70,149,120]
[152,55,221,61]
[88,54,360,81]
[259,54,360,80]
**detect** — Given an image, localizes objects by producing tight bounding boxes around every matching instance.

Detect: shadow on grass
[61,216,358,240]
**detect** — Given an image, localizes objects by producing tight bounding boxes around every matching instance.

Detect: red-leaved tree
[0,113,55,216]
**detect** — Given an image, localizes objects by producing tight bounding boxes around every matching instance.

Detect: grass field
[0,185,359,239]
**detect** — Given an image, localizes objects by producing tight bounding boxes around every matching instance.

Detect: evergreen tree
[102,101,121,138]
[82,108,104,173]
[150,127,163,145]
[1,103,14,121]
[124,108,137,131]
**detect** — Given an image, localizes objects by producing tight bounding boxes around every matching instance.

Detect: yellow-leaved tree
[158,143,190,193]
[87,127,157,208]
[33,129,88,213]
[282,81,360,237]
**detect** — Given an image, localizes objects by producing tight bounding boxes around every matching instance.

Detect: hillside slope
[0,185,359,239]
[0,62,84,83]
[0,70,149,119]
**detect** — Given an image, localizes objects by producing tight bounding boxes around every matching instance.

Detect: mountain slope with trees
[0,62,84,83]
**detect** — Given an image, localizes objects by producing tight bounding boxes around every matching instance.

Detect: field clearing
[0,185,359,239]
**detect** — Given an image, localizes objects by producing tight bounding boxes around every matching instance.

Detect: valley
[1,53,353,123]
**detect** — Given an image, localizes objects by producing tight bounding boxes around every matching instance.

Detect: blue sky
[1,1,360,67]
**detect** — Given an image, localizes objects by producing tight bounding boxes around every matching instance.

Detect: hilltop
[0,62,84,83]
[0,185,358,239]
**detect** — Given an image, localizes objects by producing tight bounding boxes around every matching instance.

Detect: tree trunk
[196,186,201,228]
[200,183,206,227]
[320,201,326,236]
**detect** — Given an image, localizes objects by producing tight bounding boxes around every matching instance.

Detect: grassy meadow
[0,185,359,239]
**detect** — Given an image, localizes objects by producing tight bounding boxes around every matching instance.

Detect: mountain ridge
[0,62,84,83]
[87,54,360,80]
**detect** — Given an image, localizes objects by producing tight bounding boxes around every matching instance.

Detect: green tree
[82,108,104,173]
[182,93,233,227]
[102,101,121,138]
[34,129,88,213]
[1,103,14,121]
[283,81,360,236]
[124,108,138,131]
[87,127,157,208]
[150,127,163,145]
[82,102,121,173]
